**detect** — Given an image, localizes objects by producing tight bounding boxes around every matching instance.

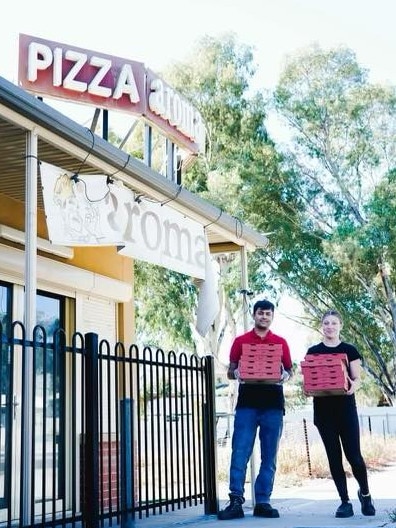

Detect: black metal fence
[0,323,218,528]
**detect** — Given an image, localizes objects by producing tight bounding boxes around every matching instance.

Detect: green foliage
[134,33,282,357]
[131,36,396,404]
[134,261,198,352]
[271,44,396,401]
[165,32,269,199]
[388,508,396,523]
[274,44,396,225]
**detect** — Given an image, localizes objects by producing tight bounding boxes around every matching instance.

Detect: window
[36,291,63,342]
[0,281,12,335]
[35,291,65,503]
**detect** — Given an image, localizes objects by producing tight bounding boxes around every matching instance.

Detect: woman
[305,310,375,518]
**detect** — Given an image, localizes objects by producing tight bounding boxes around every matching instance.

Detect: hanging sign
[40,162,206,279]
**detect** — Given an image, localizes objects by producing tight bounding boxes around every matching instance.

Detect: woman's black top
[306,341,361,422]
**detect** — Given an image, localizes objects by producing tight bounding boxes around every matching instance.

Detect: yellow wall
[0,194,25,231]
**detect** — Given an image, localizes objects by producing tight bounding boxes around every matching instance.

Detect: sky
[3,0,396,134]
[3,0,396,93]
[3,0,396,358]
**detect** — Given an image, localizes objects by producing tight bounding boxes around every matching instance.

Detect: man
[218,299,293,520]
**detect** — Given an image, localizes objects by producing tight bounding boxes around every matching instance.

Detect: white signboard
[40,162,206,279]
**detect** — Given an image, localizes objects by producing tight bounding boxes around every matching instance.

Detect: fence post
[203,355,218,514]
[120,399,133,512]
[84,332,99,528]
[303,418,312,477]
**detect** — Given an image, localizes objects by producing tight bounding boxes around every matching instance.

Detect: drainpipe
[21,129,38,524]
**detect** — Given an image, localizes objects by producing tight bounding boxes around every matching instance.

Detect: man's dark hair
[253,299,275,314]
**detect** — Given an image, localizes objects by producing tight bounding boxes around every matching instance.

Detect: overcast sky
[3,0,396,141]
[3,0,396,89]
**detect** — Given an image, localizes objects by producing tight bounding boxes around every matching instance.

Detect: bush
[388,508,396,523]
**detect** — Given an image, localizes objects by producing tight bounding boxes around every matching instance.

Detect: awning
[0,75,268,253]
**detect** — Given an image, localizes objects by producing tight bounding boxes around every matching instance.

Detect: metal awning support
[25,130,38,334]
[21,129,38,524]
[240,245,258,506]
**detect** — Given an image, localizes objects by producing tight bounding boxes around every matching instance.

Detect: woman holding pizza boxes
[304,309,375,518]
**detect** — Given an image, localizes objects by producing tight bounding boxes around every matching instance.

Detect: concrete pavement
[132,463,396,527]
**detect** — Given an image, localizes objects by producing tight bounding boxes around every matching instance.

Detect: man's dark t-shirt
[230,329,292,412]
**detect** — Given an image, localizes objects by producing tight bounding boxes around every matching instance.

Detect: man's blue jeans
[228,407,283,504]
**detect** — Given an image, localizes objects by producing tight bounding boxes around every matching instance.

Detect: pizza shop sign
[18,34,206,154]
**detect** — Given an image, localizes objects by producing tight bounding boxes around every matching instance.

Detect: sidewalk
[132,463,396,527]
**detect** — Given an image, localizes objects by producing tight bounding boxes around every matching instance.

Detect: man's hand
[233,368,245,383]
[227,361,240,381]
[279,366,290,383]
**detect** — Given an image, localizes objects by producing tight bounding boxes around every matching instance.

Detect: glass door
[0,285,66,522]
[34,292,65,513]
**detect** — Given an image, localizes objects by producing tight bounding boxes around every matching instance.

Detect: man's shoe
[358,490,376,516]
[335,501,354,518]
[218,495,244,520]
[253,503,280,518]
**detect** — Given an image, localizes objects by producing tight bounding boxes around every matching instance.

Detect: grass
[217,431,396,488]
[217,433,396,524]
[217,429,396,522]
[275,432,396,487]
[388,508,396,523]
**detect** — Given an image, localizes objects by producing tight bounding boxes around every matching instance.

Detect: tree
[269,44,396,402]
[134,262,198,352]
[133,38,396,403]
[134,33,284,361]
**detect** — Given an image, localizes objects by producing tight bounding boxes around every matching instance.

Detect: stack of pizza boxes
[239,343,283,383]
[300,353,349,396]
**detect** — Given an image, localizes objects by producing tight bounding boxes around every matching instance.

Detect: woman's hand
[346,376,360,395]
[346,358,361,395]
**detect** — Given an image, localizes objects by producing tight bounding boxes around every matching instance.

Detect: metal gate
[0,323,218,527]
